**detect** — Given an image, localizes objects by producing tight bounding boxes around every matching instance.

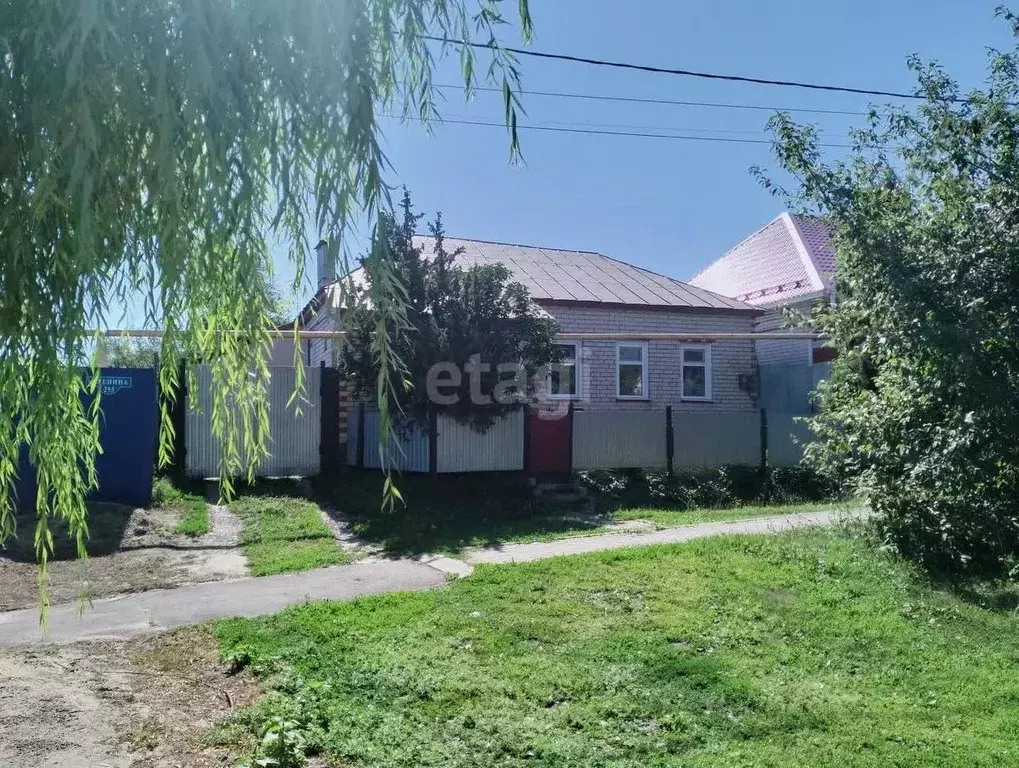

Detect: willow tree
[0,0,531,607]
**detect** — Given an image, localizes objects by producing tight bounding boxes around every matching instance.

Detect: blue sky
[118,1,1016,325]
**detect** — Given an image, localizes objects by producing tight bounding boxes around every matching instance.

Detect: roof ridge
[781,213,826,291]
[413,232,752,309]
[689,212,787,284]
[413,232,603,256]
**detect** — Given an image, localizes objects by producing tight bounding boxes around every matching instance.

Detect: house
[689,213,836,366]
[295,237,762,414]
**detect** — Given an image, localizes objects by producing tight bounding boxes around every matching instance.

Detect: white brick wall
[543,305,758,413]
[299,301,760,413]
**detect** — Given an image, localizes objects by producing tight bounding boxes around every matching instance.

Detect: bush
[578,466,840,512]
[767,23,1019,575]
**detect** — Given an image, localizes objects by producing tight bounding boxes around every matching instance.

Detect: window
[549,342,579,397]
[681,344,712,400]
[617,342,648,399]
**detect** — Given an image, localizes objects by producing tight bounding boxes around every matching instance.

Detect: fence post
[319,362,340,474]
[759,407,768,472]
[171,362,187,473]
[522,405,532,475]
[567,400,575,475]
[428,409,438,475]
[356,402,366,469]
[665,405,674,475]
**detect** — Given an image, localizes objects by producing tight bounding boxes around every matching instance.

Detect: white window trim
[681,343,713,401]
[616,341,650,400]
[548,341,581,399]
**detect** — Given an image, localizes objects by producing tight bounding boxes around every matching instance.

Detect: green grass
[230,495,350,576]
[615,500,853,529]
[152,475,210,537]
[316,471,847,556]
[218,528,1019,767]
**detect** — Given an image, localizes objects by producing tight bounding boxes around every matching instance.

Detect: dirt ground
[1,505,248,612]
[0,626,261,767]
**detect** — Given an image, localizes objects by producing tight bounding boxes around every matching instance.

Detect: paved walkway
[0,560,445,646]
[463,509,861,564]
[0,509,861,646]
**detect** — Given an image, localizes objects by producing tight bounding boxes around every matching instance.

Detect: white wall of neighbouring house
[268,337,296,367]
[753,303,815,366]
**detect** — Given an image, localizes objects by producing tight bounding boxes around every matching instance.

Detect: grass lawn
[317,471,848,556]
[152,475,210,537]
[615,500,853,529]
[218,528,1019,767]
[230,496,351,576]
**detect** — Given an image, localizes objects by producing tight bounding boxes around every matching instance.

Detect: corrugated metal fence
[759,362,832,414]
[766,413,813,467]
[672,411,762,468]
[437,412,524,473]
[347,405,812,472]
[186,365,322,478]
[360,410,430,473]
[572,410,667,470]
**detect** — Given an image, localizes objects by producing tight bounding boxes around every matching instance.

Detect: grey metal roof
[411,236,756,312]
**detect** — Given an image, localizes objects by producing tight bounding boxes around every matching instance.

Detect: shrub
[766,18,1019,574]
[577,466,840,512]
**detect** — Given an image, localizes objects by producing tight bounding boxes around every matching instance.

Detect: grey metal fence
[759,362,831,415]
[672,410,762,468]
[572,410,667,470]
[436,412,524,473]
[185,365,322,478]
[766,412,813,467]
[345,406,813,474]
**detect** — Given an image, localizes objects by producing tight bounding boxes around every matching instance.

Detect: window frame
[548,341,581,399]
[680,343,713,401]
[615,341,650,400]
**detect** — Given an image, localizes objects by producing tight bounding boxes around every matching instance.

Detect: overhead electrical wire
[383,113,863,149]
[427,83,871,117]
[421,35,946,102]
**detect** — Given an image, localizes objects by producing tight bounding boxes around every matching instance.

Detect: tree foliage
[763,9,1019,574]
[0,0,532,607]
[341,191,559,430]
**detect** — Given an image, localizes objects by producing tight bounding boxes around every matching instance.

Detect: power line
[429,83,870,117]
[422,35,936,102]
[437,111,789,136]
[383,113,861,148]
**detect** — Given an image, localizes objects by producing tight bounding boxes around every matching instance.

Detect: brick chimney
[315,239,336,287]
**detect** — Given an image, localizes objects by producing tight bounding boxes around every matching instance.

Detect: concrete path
[0,560,445,646]
[462,509,862,565]
[1,509,861,646]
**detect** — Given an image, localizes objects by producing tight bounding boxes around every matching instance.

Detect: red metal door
[528,405,572,474]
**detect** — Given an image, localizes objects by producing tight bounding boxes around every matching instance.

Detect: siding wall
[306,309,336,367]
[752,302,814,366]
[543,305,758,412]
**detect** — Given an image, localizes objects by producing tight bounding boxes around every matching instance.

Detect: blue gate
[16,368,158,509]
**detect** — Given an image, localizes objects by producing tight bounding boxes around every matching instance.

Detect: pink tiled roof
[688,213,835,307]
